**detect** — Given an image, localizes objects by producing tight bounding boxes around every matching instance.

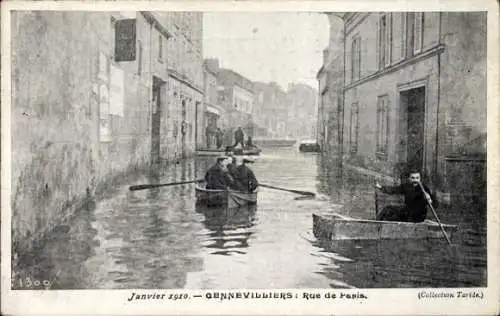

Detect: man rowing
[235,158,259,193]
[375,170,437,223]
[205,156,233,190]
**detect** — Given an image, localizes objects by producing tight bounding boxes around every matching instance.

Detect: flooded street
[14,147,486,290]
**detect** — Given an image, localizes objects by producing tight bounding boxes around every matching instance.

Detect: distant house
[206,59,256,143]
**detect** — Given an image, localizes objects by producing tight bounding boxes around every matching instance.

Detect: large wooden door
[399,87,426,172]
[151,76,163,165]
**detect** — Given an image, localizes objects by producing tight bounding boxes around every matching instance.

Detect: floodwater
[13,147,487,289]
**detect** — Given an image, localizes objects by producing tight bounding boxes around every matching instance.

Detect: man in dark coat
[215,127,224,149]
[235,158,259,193]
[245,136,255,148]
[233,127,245,148]
[205,157,232,190]
[226,156,240,190]
[375,171,437,223]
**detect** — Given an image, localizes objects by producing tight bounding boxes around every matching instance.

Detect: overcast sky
[203,12,329,91]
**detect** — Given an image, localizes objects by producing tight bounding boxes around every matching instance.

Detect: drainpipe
[341,18,346,169]
[435,12,442,190]
[148,18,154,165]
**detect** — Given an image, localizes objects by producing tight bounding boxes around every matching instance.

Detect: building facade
[11,11,204,257]
[163,12,204,158]
[202,62,224,149]
[252,82,288,139]
[331,12,486,203]
[214,67,255,144]
[286,83,317,140]
[317,14,345,155]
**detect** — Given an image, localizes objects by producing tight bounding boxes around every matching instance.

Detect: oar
[129,179,204,191]
[259,183,316,197]
[417,182,452,246]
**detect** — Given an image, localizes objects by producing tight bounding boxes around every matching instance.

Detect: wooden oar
[418,182,452,246]
[259,183,316,197]
[129,179,204,191]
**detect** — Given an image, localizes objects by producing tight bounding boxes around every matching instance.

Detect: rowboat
[312,213,458,241]
[195,147,262,156]
[195,184,258,209]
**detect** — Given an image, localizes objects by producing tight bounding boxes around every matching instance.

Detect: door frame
[397,77,429,176]
[151,76,166,165]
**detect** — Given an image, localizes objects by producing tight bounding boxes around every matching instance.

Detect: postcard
[2,0,499,315]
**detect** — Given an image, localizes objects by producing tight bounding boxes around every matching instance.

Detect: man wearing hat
[205,156,232,190]
[236,157,259,193]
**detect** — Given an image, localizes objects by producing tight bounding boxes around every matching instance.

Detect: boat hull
[195,185,258,209]
[313,213,458,240]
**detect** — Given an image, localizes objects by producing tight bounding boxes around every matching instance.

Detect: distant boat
[195,183,258,209]
[299,139,321,152]
[253,139,296,147]
[312,213,458,240]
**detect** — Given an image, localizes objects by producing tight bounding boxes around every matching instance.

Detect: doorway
[399,87,426,174]
[151,76,165,166]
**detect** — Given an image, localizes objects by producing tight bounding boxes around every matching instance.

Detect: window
[413,12,424,54]
[376,95,390,157]
[378,13,392,69]
[137,40,142,75]
[349,102,359,153]
[351,37,361,82]
[158,34,163,61]
[399,13,407,60]
[404,12,424,58]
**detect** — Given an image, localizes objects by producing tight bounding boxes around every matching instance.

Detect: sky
[203,12,330,91]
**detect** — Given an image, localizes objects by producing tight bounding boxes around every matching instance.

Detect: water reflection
[311,238,460,288]
[12,148,487,289]
[13,196,98,290]
[196,204,257,256]
[313,152,487,288]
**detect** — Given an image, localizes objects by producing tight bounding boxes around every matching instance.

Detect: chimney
[322,48,329,66]
[204,58,220,72]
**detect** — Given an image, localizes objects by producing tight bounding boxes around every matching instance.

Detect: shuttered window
[376,95,390,157]
[351,37,361,82]
[350,102,359,153]
[413,12,424,54]
[378,13,393,69]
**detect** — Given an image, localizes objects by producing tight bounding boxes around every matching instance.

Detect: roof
[217,68,254,93]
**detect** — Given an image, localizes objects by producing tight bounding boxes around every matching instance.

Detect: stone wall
[11,12,106,253]
[438,12,487,204]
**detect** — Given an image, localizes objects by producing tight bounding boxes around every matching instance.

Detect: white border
[2,1,499,315]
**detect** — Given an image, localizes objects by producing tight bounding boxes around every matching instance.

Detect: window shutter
[376,16,380,70]
[115,19,137,62]
[400,13,407,59]
[385,13,392,67]
[413,12,423,54]
[357,38,361,79]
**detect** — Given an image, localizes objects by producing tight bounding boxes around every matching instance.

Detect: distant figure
[375,170,437,223]
[215,128,224,149]
[205,157,232,190]
[245,136,255,148]
[235,158,259,193]
[226,156,238,178]
[206,125,213,148]
[233,127,245,148]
